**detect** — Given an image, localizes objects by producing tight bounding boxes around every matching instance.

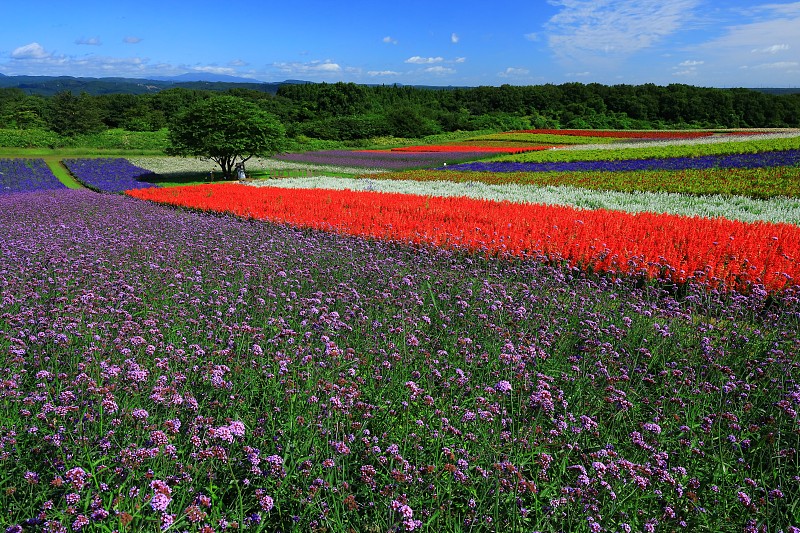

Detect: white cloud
[383,36,397,45]
[673,59,703,76]
[6,52,156,77]
[4,44,249,79]
[76,37,102,46]
[123,36,142,44]
[499,67,530,77]
[546,0,700,61]
[423,66,455,74]
[694,4,800,54]
[229,59,248,67]
[273,60,342,75]
[745,61,799,70]
[524,33,539,41]
[689,3,800,83]
[316,62,342,72]
[11,42,50,59]
[454,57,466,63]
[451,33,459,43]
[757,2,800,16]
[405,56,444,64]
[192,65,237,76]
[752,44,790,54]
[368,70,400,76]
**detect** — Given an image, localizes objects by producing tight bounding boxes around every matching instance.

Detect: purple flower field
[1,190,799,532]
[275,150,496,170]
[63,158,159,193]
[445,149,800,173]
[0,158,66,195]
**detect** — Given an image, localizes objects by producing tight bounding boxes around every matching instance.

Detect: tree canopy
[166,95,286,179]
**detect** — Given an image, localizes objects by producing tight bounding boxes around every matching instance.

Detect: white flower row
[128,156,386,176]
[247,176,800,226]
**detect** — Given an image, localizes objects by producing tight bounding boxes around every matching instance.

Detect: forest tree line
[1,81,798,141]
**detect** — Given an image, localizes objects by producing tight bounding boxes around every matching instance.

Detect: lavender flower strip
[0,158,66,195]
[63,158,159,193]
[444,149,800,172]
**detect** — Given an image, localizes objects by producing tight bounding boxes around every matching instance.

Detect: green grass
[42,156,83,189]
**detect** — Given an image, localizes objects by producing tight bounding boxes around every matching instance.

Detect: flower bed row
[63,157,159,193]
[472,132,620,145]
[492,134,800,163]
[367,166,800,199]
[446,148,800,173]
[0,158,66,195]
[506,129,720,138]
[274,150,495,170]
[127,183,800,292]
[386,144,556,154]
[246,176,800,226]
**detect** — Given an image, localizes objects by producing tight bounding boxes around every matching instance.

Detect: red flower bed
[127,183,800,291]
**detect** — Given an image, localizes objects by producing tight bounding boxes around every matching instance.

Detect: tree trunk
[213,156,235,180]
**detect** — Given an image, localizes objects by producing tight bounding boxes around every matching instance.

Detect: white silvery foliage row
[128,156,387,176]
[247,177,800,226]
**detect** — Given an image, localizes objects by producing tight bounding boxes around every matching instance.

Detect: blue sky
[1,0,799,87]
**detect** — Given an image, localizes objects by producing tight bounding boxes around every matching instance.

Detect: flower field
[0,158,66,195]
[63,158,159,193]
[3,188,800,533]
[2,129,800,532]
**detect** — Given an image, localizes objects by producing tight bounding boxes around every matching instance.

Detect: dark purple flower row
[63,157,159,193]
[275,150,494,169]
[443,148,800,172]
[0,158,66,195]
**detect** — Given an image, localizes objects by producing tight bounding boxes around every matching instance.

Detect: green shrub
[0,128,64,148]
[72,128,170,151]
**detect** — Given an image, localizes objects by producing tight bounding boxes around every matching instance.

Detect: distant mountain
[1,73,797,97]
[0,74,306,96]
[148,72,265,83]
[751,88,800,96]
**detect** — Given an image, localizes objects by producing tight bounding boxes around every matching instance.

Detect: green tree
[0,90,49,129]
[384,104,441,138]
[166,95,286,179]
[48,91,105,136]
